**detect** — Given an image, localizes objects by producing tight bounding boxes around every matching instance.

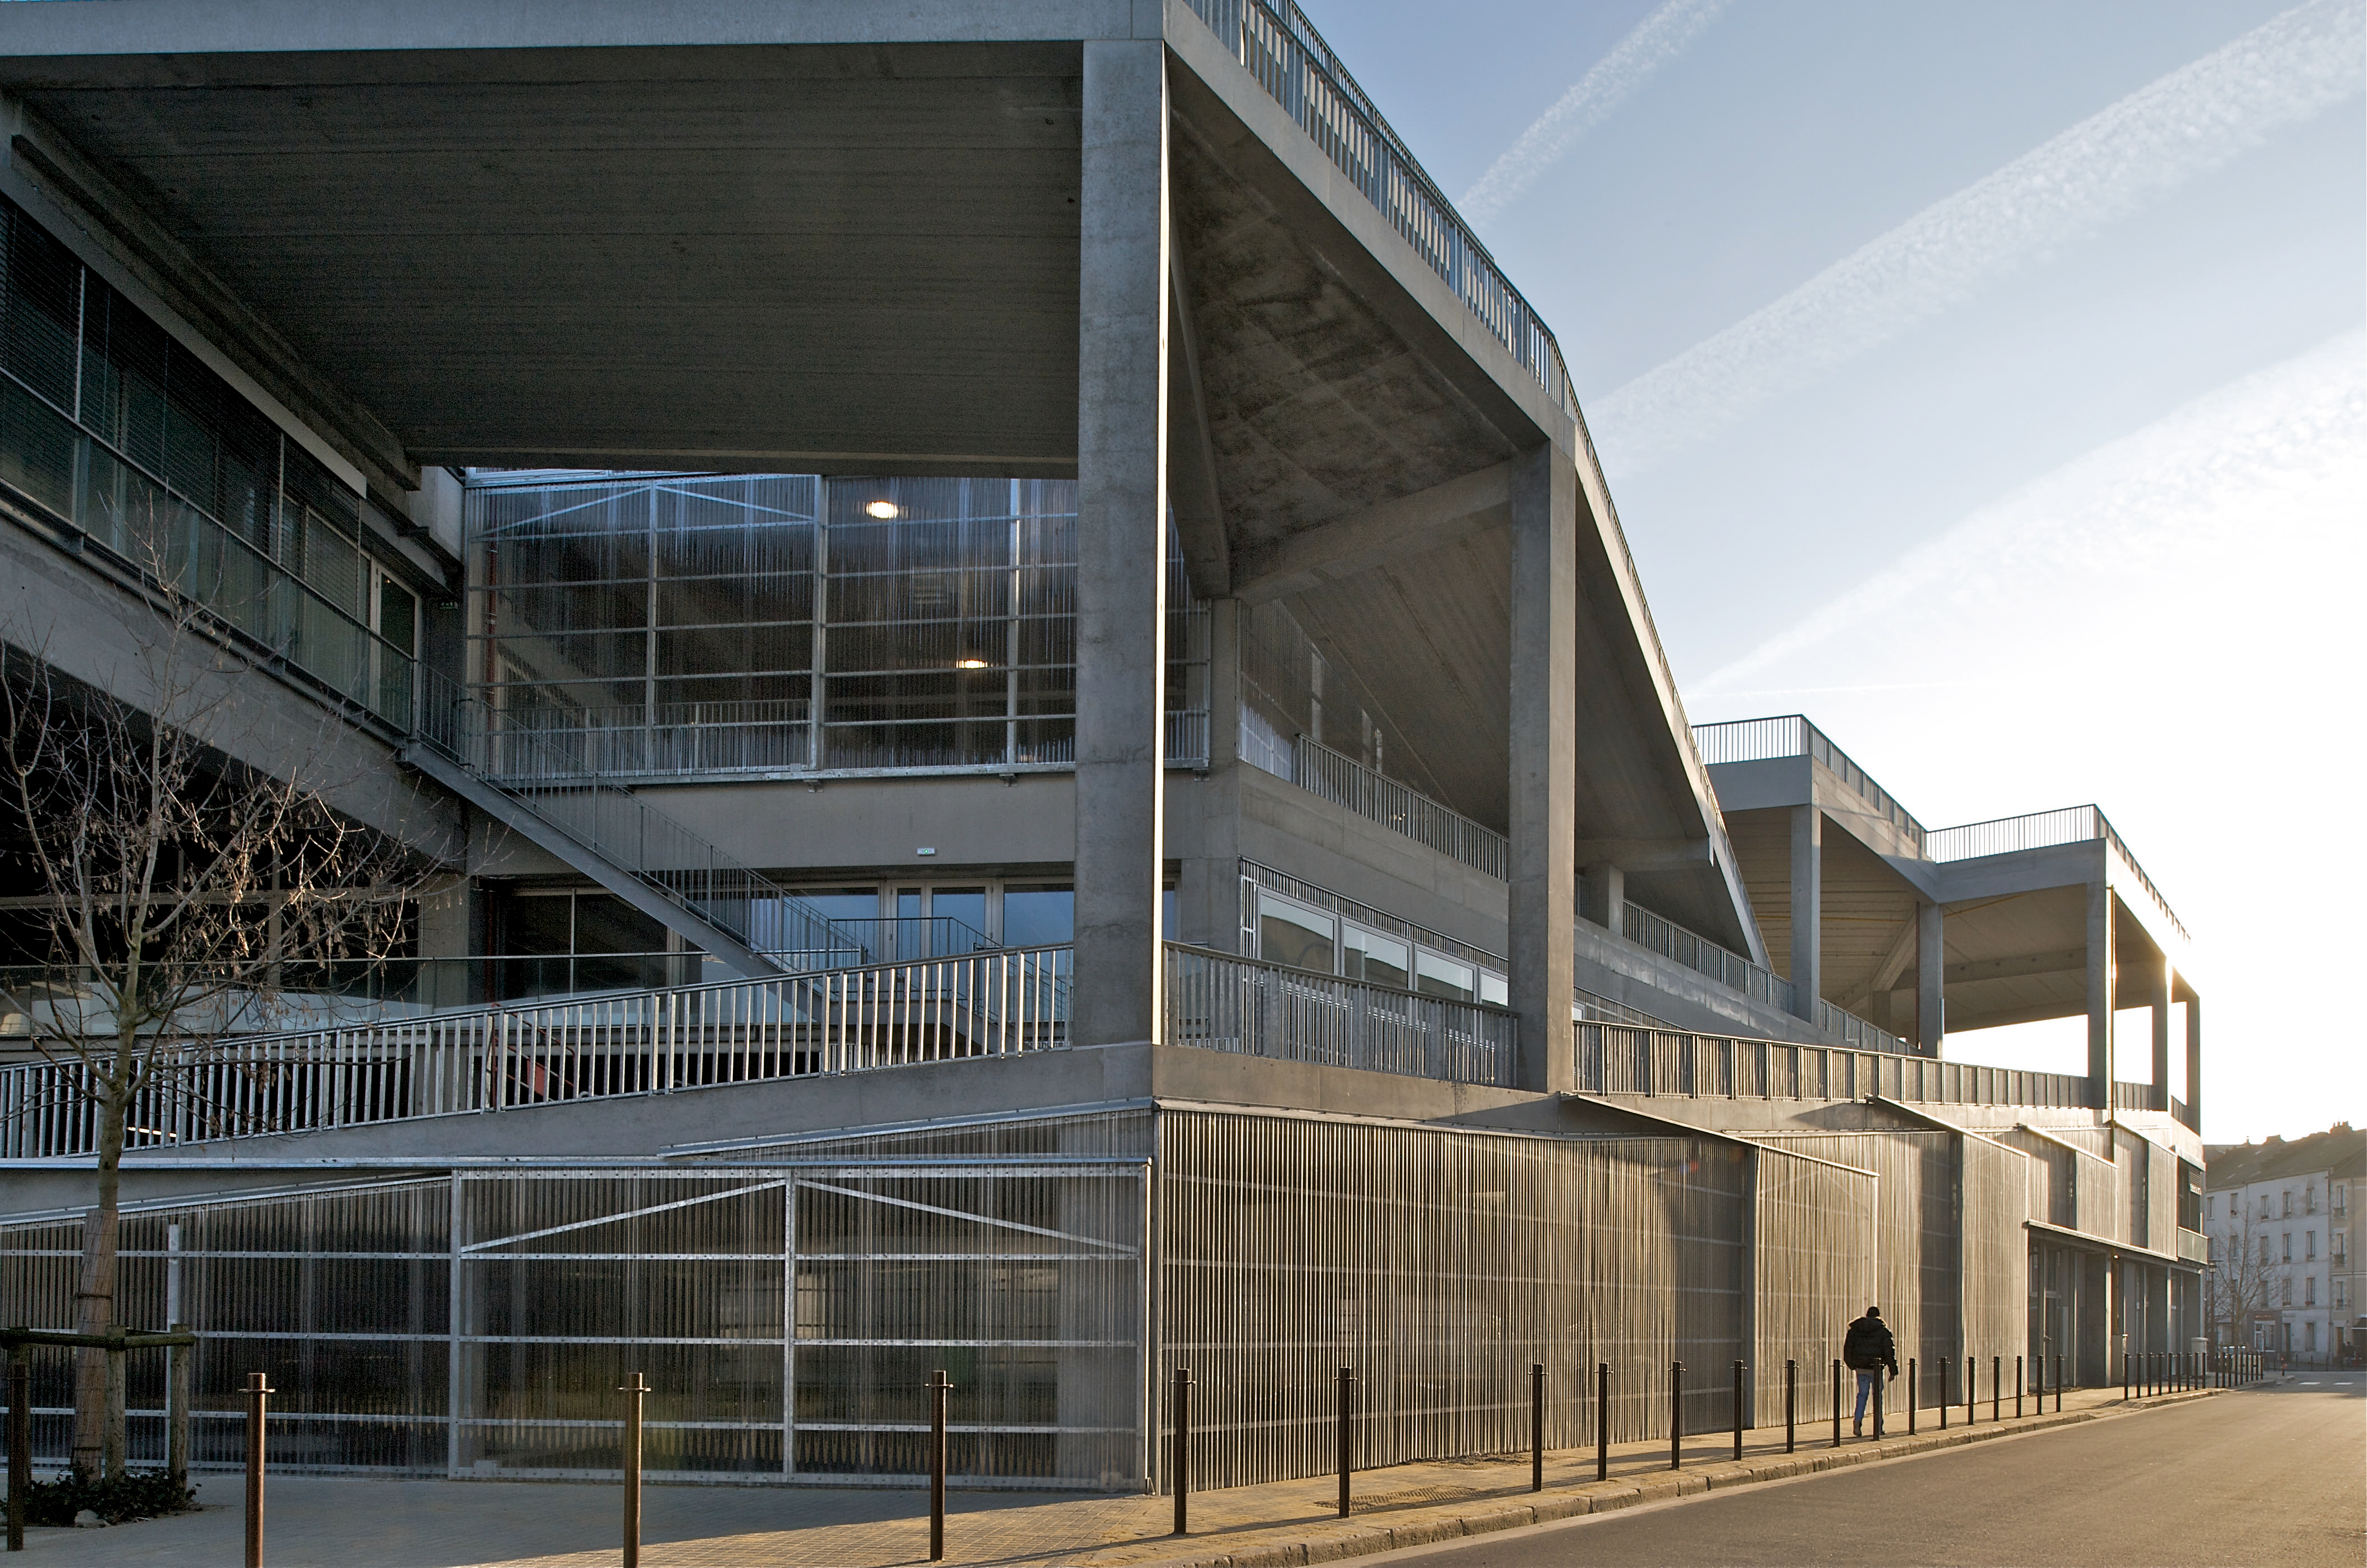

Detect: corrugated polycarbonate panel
[1959,1135,2031,1370]
[1751,1146,1877,1428]
[1156,1111,1750,1491]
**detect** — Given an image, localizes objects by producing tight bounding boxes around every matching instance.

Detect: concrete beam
[1166,245,1229,596]
[1916,900,1944,1055]
[1507,444,1575,1093]
[1577,860,1623,931]
[1070,38,1169,1049]
[1570,836,1711,874]
[2184,991,2202,1132]
[2147,953,2172,1113]
[2086,881,2114,1109]
[1945,948,2088,984]
[1233,461,1509,603]
[1787,804,1820,1020]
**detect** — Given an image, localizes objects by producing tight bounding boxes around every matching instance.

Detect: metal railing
[0,946,1075,1157]
[416,668,854,964]
[1181,0,1572,413]
[1618,900,1796,1015]
[1577,1024,2089,1110]
[1164,943,1517,1087]
[1924,805,2186,944]
[1692,716,1930,853]
[1283,735,1509,879]
[1814,998,1913,1058]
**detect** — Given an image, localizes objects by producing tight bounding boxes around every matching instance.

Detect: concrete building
[2204,1124,2365,1364]
[0,1,2207,1488]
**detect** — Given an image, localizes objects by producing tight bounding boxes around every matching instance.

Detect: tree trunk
[70,1081,125,1476]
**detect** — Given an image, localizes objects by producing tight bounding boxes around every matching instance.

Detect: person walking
[1844,1305,1898,1437]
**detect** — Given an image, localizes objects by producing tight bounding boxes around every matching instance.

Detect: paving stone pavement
[8,1384,2227,1567]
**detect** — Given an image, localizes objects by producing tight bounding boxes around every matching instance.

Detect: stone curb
[1129,1390,2225,1568]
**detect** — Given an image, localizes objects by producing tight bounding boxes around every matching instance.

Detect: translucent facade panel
[1962,1134,2032,1362]
[1751,1147,1877,1428]
[1257,891,1334,973]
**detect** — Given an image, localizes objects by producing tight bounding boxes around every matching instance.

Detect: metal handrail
[1691,715,1930,851]
[1577,1023,2090,1111]
[1181,0,1574,413]
[1617,900,1797,1016]
[1287,735,1508,879]
[0,946,1077,1157]
[1164,942,1517,1087]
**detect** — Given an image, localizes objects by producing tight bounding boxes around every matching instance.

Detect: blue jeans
[1853,1370,1886,1429]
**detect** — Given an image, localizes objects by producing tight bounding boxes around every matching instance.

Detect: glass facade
[467,473,1208,777]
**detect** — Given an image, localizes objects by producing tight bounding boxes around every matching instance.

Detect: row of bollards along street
[0,1346,2283,1565]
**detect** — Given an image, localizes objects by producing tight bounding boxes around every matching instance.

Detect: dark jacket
[1843,1314,1898,1375]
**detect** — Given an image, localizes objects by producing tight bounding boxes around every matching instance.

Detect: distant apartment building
[2205,1123,2365,1362]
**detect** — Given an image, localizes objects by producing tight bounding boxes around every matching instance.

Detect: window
[2305,1277,2316,1307]
[2307,1183,2318,1215]
[2339,1280,2350,1309]
[2283,1233,2293,1263]
[2306,1231,2317,1261]
[2306,1321,2318,1352]
[2262,1236,2274,1265]
[2282,1277,2293,1306]
[1340,924,1411,990]
[2338,1185,2348,1216]
[2336,1232,2347,1265]
[1257,890,1335,974]
[1414,950,1477,1002]
[2208,1195,2217,1220]
[2282,1191,2292,1218]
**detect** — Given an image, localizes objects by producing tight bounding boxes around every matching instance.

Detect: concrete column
[1506,443,1576,1093]
[2086,881,2115,1110]
[1177,596,1242,950]
[1577,860,1622,932]
[2183,989,2202,1132]
[1787,804,1821,1021]
[1916,899,1945,1056]
[1072,39,1169,1048]
[2148,954,2172,1112]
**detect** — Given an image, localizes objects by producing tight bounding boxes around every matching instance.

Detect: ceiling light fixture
[865,500,899,519]
[955,657,991,669]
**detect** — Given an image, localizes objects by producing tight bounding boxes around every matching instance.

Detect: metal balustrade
[1577,1024,2091,1110]
[1618,900,1796,1014]
[1285,735,1509,879]
[0,946,1076,1158]
[1181,0,1572,412]
[413,667,852,965]
[1926,805,2187,943]
[1692,715,1930,853]
[1164,943,1517,1087]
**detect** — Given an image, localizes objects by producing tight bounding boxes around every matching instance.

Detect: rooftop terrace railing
[1693,715,1931,851]
[1925,805,2187,943]
[1182,0,1573,414]
[0,945,1075,1159]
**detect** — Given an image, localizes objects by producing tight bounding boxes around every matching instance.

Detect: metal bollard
[929,1369,951,1560]
[7,1351,29,1555]
[1596,1363,1611,1481]
[1906,1359,1916,1434]
[1335,1366,1355,1519]
[1171,1368,1192,1536]
[1872,1364,1885,1439]
[2053,1354,2063,1412]
[1669,1361,1683,1470]
[1785,1358,1796,1454]
[245,1371,273,1568]
[1939,1357,1948,1430]
[2016,1355,2024,1417]
[1992,1356,2001,1423]
[1530,1364,1545,1493]
[2123,1352,2131,1402]
[1831,1359,1843,1449]
[618,1371,648,1568]
[1731,1360,1745,1462]
[1967,1352,1976,1425]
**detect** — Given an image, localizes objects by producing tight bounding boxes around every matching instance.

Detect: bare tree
[0,561,457,1478]
[2208,1201,2282,1351]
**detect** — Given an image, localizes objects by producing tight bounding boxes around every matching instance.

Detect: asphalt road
[1366,1377,2365,1567]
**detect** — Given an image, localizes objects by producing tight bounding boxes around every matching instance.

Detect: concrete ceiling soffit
[1232,459,1509,603]
[3,106,418,504]
[1167,245,1230,596]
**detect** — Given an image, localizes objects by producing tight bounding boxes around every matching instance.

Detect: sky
[1299,0,2366,1145]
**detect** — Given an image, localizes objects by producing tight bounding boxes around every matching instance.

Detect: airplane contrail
[1588,0,2365,475]
[1459,0,1728,226]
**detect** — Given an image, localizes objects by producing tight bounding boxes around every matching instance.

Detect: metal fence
[1179,0,1572,413]
[0,947,1075,1159]
[1924,805,2187,944]
[1576,1023,2092,1111]
[1618,901,1795,1014]
[1163,943,1517,1087]
[1287,736,1508,880]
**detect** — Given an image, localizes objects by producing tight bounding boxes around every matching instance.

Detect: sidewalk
[12,1385,2223,1567]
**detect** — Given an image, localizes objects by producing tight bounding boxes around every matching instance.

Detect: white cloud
[1589,0,2366,474]
[1459,0,1727,226]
